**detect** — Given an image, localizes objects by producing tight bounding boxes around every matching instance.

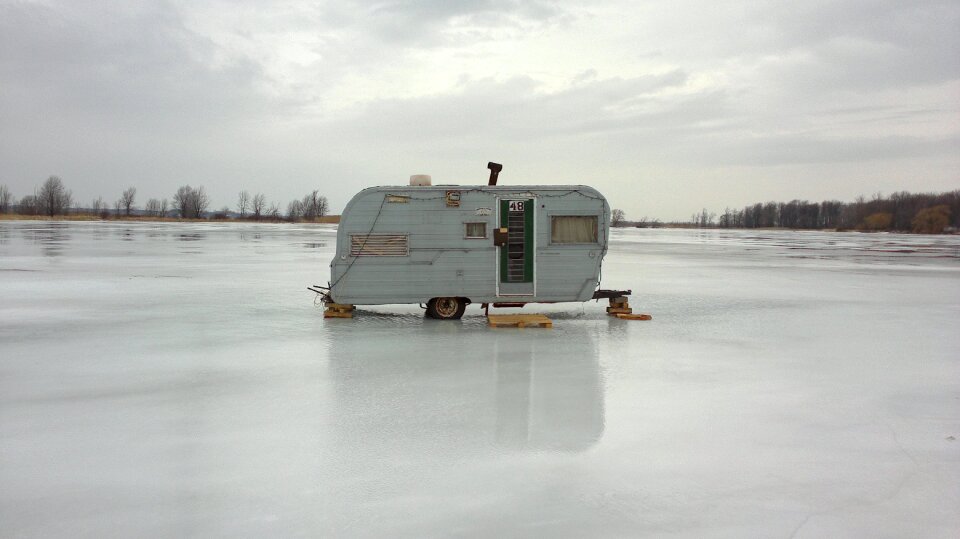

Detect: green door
[499,199,534,292]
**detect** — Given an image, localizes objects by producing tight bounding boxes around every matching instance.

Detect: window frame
[549,215,600,245]
[464,221,488,239]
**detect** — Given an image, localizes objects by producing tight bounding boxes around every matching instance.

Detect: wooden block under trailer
[487,314,553,329]
[324,303,355,318]
[614,313,652,321]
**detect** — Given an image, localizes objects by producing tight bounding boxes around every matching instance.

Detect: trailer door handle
[493,227,508,246]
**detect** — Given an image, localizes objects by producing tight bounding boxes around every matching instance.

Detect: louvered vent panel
[350,234,408,256]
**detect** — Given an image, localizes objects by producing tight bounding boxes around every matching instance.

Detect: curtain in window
[551,216,598,243]
[465,222,486,238]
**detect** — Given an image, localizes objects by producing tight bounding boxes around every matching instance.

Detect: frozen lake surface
[1,221,958,537]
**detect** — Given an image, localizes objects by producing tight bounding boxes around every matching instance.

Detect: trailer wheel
[427,297,467,320]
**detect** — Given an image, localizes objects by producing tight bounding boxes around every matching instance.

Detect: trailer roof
[340,184,608,216]
[360,184,602,192]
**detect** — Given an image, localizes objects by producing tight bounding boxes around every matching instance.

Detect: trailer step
[487,313,552,329]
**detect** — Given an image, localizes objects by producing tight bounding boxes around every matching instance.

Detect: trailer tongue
[591,289,632,300]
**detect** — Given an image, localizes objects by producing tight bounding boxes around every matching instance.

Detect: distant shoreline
[3,215,955,235]
[0,214,341,224]
[623,225,958,235]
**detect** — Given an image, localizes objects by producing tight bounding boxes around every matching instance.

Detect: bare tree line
[286,190,330,221]
[605,190,958,235]
[234,189,329,222]
[120,187,136,216]
[1,176,73,217]
[172,185,210,218]
[0,177,333,223]
[683,190,960,234]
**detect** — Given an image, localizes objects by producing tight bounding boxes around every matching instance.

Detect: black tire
[426,297,467,320]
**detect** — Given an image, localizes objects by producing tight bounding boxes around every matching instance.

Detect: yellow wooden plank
[615,313,652,321]
[487,314,552,329]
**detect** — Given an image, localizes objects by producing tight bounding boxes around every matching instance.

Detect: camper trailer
[324,165,618,319]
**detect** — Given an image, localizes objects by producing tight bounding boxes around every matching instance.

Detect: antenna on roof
[487,162,503,186]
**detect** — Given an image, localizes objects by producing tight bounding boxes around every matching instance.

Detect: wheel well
[424,297,471,305]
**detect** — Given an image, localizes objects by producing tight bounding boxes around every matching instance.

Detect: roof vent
[409,174,432,186]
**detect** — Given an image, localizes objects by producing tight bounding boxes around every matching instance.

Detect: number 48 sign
[508,200,525,212]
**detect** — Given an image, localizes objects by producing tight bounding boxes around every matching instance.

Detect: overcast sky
[1,0,958,219]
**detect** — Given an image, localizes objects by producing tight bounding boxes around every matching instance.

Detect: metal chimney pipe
[487,162,503,186]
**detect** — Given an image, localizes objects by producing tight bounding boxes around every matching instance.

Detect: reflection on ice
[612,227,960,265]
[492,331,603,450]
[19,221,70,256]
[327,322,604,453]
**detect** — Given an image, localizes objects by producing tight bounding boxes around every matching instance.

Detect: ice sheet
[1,221,958,537]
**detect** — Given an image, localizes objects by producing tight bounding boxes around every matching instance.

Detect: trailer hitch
[592,289,632,300]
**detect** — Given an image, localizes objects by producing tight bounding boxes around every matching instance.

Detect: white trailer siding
[329,185,609,305]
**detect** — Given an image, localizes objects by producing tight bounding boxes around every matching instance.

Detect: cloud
[0,1,269,132]
[0,0,957,219]
[702,132,960,167]
[328,70,693,141]
[351,0,567,45]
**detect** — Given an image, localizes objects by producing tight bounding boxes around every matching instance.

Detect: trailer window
[465,222,487,238]
[551,216,598,244]
[350,234,408,256]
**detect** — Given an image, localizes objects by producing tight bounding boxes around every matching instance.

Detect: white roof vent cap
[409,174,432,186]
